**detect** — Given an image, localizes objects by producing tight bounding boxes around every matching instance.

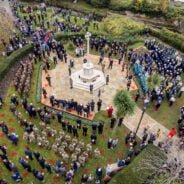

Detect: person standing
[89,84,93,94]
[57,112,63,123]
[135,90,140,102]
[107,106,113,117]
[53,56,57,65]
[25,147,33,160]
[178,86,184,97]
[101,62,105,73]
[46,74,51,86]
[69,77,73,89]
[106,75,109,85]
[90,99,95,112]
[68,65,72,76]
[127,79,131,91]
[98,56,103,65]
[97,89,101,99]
[97,99,102,111]
[169,95,175,106]
[110,118,116,129]
[42,88,47,98]
[98,122,104,134]
[108,59,113,69]
[82,125,88,136]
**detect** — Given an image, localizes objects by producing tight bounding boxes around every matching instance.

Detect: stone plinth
[71,62,105,91]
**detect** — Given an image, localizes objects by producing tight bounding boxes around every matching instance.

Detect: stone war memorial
[0,0,184,184]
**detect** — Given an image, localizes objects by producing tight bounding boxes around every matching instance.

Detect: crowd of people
[0,0,184,183]
[130,40,184,108]
[49,96,103,118]
[0,145,23,182]
[1,34,27,56]
[13,57,33,96]
[0,93,107,183]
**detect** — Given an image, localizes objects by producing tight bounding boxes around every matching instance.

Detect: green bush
[150,28,184,52]
[109,145,166,184]
[89,0,111,7]
[54,32,85,42]
[0,44,34,82]
[101,15,145,36]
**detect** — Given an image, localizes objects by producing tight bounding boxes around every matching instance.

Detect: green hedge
[0,44,34,82]
[36,64,42,103]
[54,32,85,42]
[89,0,111,8]
[109,145,166,184]
[150,28,184,52]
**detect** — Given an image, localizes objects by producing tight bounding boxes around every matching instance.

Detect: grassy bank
[109,144,166,184]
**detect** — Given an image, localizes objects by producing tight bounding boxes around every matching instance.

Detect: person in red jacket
[107,106,113,117]
[168,128,177,138]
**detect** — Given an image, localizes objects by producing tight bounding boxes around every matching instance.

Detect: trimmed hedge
[54,32,85,42]
[150,28,184,53]
[109,145,166,184]
[0,44,34,82]
[36,64,42,103]
[89,0,111,8]
[54,31,144,47]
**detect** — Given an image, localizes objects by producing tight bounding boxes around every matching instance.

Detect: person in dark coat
[110,118,116,129]
[90,99,95,112]
[76,119,82,129]
[25,147,33,160]
[89,84,93,94]
[61,120,66,131]
[57,112,63,123]
[90,133,97,144]
[97,99,102,111]
[72,126,78,137]
[82,126,88,136]
[98,122,104,134]
[33,151,40,161]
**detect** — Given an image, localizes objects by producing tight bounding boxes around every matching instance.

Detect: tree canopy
[113,90,136,118]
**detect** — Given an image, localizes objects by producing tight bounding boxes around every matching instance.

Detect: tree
[113,90,136,124]
[147,72,161,90]
[88,0,111,8]
[140,138,184,184]
[159,0,169,13]
[132,0,143,11]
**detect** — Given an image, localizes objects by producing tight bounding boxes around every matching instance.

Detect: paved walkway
[41,53,137,111]
[124,106,170,145]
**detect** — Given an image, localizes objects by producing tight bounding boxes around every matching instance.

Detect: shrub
[54,32,85,42]
[101,15,144,36]
[149,28,184,52]
[109,145,166,184]
[147,72,161,90]
[0,44,34,82]
[89,0,111,7]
